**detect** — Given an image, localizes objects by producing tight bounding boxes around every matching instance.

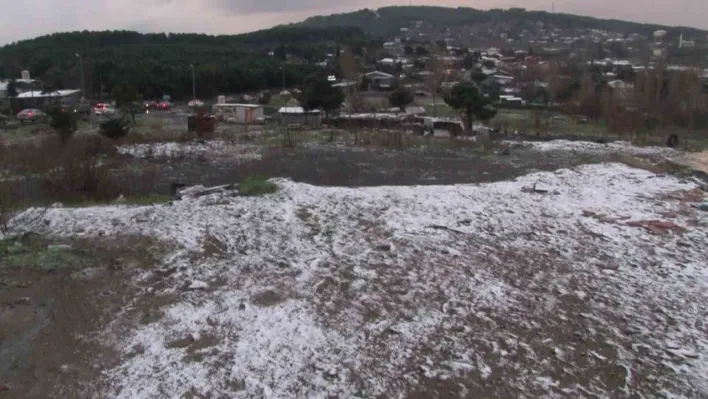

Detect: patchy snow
[512,139,679,157]
[117,141,262,162]
[10,163,708,398]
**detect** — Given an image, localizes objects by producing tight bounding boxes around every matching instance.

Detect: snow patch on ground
[513,139,678,157]
[12,163,708,398]
[117,141,262,162]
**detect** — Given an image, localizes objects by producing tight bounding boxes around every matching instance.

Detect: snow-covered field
[10,163,708,398]
[118,141,262,162]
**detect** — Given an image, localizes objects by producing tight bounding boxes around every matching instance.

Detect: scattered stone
[324,367,339,379]
[623,326,642,335]
[677,241,692,248]
[522,183,552,194]
[166,334,196,349]
[59,364,71,373]
[682,350,699,359]
[51,202,63,208]
[207,316,218,327]
[186,280,208,290]
[239,303,246,311]
[582,210,596,217]
[376,244,392,251]
[691,202,708,212]
[13,297,30,305]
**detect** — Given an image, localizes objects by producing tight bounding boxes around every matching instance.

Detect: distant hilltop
[296,6,707,39]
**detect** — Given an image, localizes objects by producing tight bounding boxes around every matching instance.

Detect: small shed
[278,107,322,128]
[212,103,264,124]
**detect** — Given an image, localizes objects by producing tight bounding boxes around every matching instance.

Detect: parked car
[156,101,171,111]
[17,109,48,123]
[94,103,116,116]
[73,102,92,116]
[143,101,158,111]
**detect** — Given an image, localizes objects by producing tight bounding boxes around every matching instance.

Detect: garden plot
[8,163,708,398]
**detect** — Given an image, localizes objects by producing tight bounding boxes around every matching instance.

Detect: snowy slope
[11,163,708,398]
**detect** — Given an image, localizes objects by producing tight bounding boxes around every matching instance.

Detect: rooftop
[278,107,321,114]
[16,89,81,98]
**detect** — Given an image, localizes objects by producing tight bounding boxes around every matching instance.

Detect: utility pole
[190,64,196,100]
[75,53,85,99]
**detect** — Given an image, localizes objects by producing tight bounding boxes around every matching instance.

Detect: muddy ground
[0,236,166,397]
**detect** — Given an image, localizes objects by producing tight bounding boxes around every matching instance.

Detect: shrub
[48,108,77,143]
[259,92,272,105]
[40,139,119,202]
[100,117,132,140]
[239,175,277,196]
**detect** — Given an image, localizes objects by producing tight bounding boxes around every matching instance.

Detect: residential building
[278,107,322,128]
[212,103,264,124]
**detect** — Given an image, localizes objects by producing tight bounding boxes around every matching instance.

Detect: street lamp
[75,53,85,99]
[190,64,196,100]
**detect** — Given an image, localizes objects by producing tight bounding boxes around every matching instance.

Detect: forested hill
[299,6,706,39]
[0,26,367,100]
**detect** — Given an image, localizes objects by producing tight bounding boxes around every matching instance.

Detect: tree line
[0,27,369,100]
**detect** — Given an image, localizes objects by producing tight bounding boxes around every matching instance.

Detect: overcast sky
[1,0,706,45]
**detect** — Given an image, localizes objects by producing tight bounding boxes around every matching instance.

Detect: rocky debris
[166,334,196,349]
[51,202,63,208]
[59,364,72,374]
[13,297,30,305]
[177,184,236,200]
[522,183,553,194]
[185,280,208,290]
[625,220,686,235]
[376,244,392,251]
[691,202,708,212]
[238,303,246,311]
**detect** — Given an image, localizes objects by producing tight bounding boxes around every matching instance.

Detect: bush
[48,108,77,142]
[259,92,272,105]
[40,139,119,202]
[239,175,277,196]
[100,117,131,139]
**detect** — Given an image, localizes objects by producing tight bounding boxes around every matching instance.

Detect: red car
[156,101,171,111]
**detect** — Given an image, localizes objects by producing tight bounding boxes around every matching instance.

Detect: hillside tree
[5,79,18,112]
[389,86,414,112]
[443,82,497,135]
[299,72,345,141]
[111,84,142,124]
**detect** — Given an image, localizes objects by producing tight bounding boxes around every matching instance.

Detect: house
[332,80,358,95]
[278,107,322,128]
[15,89,81,109]
[361,71,395,91]
[212,103,264,124]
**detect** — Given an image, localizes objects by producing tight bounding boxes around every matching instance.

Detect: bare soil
[0,235,166,398]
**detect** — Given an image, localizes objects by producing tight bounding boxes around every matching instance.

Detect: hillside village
[1,6,708,399]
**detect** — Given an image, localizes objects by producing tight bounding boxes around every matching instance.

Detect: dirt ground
[0,235,167,397]
[1,134,706,398]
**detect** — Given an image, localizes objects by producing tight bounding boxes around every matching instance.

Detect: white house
[212,103,264,124]
[362,71,395,90]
